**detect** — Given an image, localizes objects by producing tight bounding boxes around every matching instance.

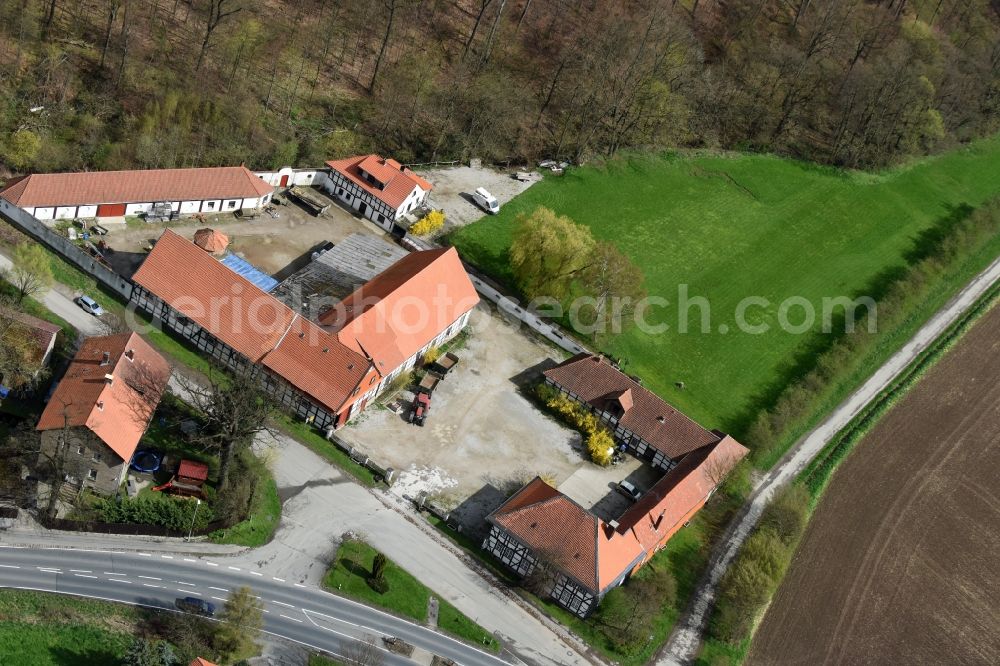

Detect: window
[205,201,216,211]
[87,469,97,481]
[92,451,102,463]
[76,445,84,455]
[226,200,237,209]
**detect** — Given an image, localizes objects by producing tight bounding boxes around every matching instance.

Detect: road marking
[262,609,270,614]
[108,579,132,584]
[176,581,195,586]
[294,583,306,588]
[136,553,152,557]
[272,600,295,608]
[142,583,161,589]
[183,558,196,563]
[211,596,226,602]
[161,555,173,559]
[103,572,123,576]
[69,569,91,573]
[250,571,262,576]
[280,614,303,623]
[209,586,228,592]
[0,565,20,569]
[73,574,98,579]
[227,566,241,571]
[180,588,201,595]
[205,562,219,567]
[138,576,161,581]
[272,577,285,582]
[37,568,61,573]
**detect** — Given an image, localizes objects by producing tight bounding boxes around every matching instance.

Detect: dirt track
[747,302,1000,665]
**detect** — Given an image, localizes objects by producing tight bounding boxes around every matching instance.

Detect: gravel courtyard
[339,303,636,524]
[418,165,541,235]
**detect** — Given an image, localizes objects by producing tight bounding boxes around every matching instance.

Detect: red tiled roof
[0,166,273,208]
[177,459,209,482]
[36,332,170,463]
[261,314,370,413]
[189,659,218,666]
[0,308,59,362]
[133,230,296,361]
[192,228,230,253]
[543,354,719,461]
[326,154,433,210]
[323,247,479,373]
[133,230,371,414]
[618,436,749,551]
[489,478,645,593]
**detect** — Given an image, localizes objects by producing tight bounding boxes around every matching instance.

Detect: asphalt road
[0,545,511,666]
[0,251,104,336]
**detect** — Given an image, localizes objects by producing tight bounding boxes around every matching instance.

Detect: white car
[472,187,500,214]
[77,295,104,316]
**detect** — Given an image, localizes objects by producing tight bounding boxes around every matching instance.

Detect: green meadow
[451,136,1000,434]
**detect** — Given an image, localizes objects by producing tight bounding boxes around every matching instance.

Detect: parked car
[76,295,104,316]
[175,597,215,617]
[616,480,642,502]
[472,187,500,214]
[410,392,431,426]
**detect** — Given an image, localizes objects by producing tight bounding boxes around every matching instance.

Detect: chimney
[100,352,110,366]
[96,400,104,411]
[124,349,135,361]
[104,373,114,385]
[657,416,666,424]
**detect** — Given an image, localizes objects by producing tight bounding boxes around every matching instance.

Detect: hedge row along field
[450,135,1000,465]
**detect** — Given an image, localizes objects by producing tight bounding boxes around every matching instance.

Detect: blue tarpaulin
[220,254,279,292]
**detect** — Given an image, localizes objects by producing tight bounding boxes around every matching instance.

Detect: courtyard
[418,164,541,236]
[97,186,389,278]
[337,303,655,535]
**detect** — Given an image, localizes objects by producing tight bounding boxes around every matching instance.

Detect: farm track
[747,302,1000,665]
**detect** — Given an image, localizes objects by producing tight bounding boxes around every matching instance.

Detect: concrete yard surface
[340,303,647,538]
[419,165,541,235]
[101,187,389,277]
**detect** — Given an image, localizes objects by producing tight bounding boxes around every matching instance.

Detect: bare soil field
[747,302,1000,666]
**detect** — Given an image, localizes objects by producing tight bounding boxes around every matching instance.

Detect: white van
[472,187,500,214]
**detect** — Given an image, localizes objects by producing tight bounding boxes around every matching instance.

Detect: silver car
[77,295,104,316]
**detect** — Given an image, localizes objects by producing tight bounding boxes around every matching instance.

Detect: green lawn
[0,590,137,666]
[450,136,1000,438]
[324,539,499,651]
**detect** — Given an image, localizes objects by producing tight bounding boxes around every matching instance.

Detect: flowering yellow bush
[411,210,445,236]
[538,384,614,466]
[587,430,615,466]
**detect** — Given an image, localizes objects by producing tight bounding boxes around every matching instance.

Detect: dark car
[175,596,216,617]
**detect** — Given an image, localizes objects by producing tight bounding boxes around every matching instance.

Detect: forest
[0,0,998,175]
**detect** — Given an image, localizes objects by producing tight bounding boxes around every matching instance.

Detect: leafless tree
[100,0,123,70]
[195,0,242,72]
[179,366,274,490]
[339,635,385,666]
[369,0,400,91]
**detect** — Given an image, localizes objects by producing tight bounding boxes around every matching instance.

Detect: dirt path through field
[747,300,1000,665]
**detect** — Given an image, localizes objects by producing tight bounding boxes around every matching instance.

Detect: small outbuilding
[193,228,230,255]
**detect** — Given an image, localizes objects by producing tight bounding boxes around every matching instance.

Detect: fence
[325,428,396,486]
[0,199,134,301]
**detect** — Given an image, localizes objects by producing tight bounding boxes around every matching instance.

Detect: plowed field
[747,302,1000,665]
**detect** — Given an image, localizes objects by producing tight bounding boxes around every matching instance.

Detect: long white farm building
[0,166,274,220]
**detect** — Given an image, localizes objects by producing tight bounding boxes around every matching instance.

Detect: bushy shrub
[410,210,445,236]
[587,430,615,466]
[537,383,615,465]
[97,495,214,532]
[422,346,441,365]
[759,484,810,545]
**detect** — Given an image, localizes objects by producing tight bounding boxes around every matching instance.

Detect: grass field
[324,539,500,652]
[450,135,1000,436]
[0,590,137,665]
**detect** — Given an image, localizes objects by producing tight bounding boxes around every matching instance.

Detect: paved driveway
[0,250,103,337]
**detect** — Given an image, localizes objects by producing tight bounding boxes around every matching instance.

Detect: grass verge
[324,539,499,652]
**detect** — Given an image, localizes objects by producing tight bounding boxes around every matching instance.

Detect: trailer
[418,373,439,394]
[288,186,331,216]
[431,352,460,378]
